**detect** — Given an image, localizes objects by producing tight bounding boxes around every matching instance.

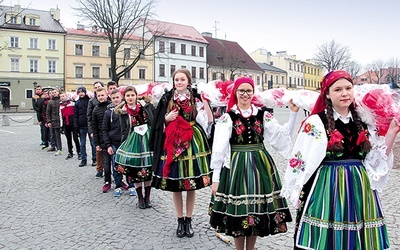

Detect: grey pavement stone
[0,111,399,249]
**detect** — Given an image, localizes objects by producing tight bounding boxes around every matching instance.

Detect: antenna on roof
[213,21,220,39]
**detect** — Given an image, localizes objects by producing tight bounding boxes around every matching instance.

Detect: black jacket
[92,100,111,148]
[87,96,99,134]
[74,95,90,129]
[102,104,122,148]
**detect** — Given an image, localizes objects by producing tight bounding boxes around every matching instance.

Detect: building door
[0,88,10,107]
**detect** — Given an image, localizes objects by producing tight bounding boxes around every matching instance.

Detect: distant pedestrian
[102,89,129,197]
[32,85,44,145]
[91,87,111,185]
[46,88,62,156]
[60,91,81,160]
[74,86,95,167]
[115,86,155,208]
[38,90,50,150]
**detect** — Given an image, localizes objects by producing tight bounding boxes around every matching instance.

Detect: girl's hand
[388,119,400,134]
[211,182,219,195]
[165,110,179,123]
[107,147,114,155]
[288,99,299,113]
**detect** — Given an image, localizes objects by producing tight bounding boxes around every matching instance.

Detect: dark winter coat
[46,96,61,128]
[102,104,122,149]
[74,95,90,129]
[87,96,99,134]
[92,100,111,149]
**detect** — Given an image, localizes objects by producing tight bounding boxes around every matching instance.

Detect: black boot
[136,187,146,209]
[144,186,152,208]
[176,217,186,237]
[184,217,194,237]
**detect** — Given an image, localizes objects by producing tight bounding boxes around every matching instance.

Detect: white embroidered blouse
[210,104,298,182]
[281,113,394,208]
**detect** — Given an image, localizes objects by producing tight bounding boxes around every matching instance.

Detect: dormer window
[29,18,36,26]
[10,16,17,24]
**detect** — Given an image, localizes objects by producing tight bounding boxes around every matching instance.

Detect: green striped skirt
[295,160,389,250]
[209,144,292,237]
[115,128,153,183]
[152,123,212,192]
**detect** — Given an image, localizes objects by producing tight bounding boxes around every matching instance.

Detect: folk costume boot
[176,217,186,237]
[184,217,194,237]
[136,187,146,209]
[144,186,152,208]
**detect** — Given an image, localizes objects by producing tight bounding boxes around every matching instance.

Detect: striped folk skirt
[152,123,212,192]
[115,129,153,183]
[295,160,390,250]
[209,144,292,237]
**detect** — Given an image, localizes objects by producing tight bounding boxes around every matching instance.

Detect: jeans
[49,127,56,148]
[52,127,62,150]
[40,123,49,146]
[64,125,80,155]
[103,145,123,188]
[79,128,96,162]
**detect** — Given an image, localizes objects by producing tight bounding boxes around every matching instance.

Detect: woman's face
[125,90,137,106]
[235,83,254,108]
[174,72,189,94]
[326,78,354,112]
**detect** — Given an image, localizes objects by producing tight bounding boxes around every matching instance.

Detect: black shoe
[79,160,87,167]
[144,186,152,208]
[184,217,194,237]
[65,153,73,160]
[176,218,186,237]
[91,161,97,167]
[78,154,82,160]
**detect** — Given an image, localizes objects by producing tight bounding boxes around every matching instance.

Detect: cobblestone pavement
[0,111,399,249]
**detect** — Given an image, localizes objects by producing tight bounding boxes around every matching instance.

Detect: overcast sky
[9,0,400,67]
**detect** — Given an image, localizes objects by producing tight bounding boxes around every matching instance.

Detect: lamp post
[33,81,38,89]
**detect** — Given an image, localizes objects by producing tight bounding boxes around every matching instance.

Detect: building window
[29,18,36,26]
[199,47,204,57]
[159,41,165,53]
[124,48,130,60]
[92,67,100,78]
[108,67,112,78]
[191,67,196,79]
[139,69,146,79]
[170,65,176,75]
[108,47,111,57]
[181,65,186,69]
[10,36,19,48]
[75,66,83,78]
[191,45,196,56]
[212,72,217,80]
[199,67,204,79]
[29,38,38,49]
[92,46,100,56]
[48,39,56,50]
[48,60,56,73]
[289,63,292,70]
[159,64,165,77]
[26,89,33,99]
[9,16,17,24]
[29,59,38,73]
[170,42,175,54]
[276,76,278,84]
[124,69,131,79]
[10,58,20,72]
[181,44,186,55]
[75,44,83,55]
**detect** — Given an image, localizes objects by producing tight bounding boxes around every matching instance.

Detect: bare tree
[344,61,361,80]
[313,40,352,72]
[386,57,400,88]
[215,51,248,81]
[366,59,386,84]
[74,0,156,83]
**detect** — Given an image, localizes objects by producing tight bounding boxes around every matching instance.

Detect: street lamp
[33,81,37,88]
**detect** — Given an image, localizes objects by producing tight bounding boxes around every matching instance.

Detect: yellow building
[0,5,65,109]
[65,26,154,92]
[304,59,323,90]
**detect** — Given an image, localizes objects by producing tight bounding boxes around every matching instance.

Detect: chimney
[13,5,21,13]
[77,23,84,30]
[50,8,60,21]
[92,25,98,33]
[201,32,212,37]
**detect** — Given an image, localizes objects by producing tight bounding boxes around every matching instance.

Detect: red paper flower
[356,130,369,145]
[327,129,344,150]
[304,123,312,133]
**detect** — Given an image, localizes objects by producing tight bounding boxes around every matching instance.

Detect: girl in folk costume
[209,77,299,250]
[114,86,155,209]
[281,70,400,250]
[149,69,213,238]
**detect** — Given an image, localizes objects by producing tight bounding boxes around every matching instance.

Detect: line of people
[32,68,399,250]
